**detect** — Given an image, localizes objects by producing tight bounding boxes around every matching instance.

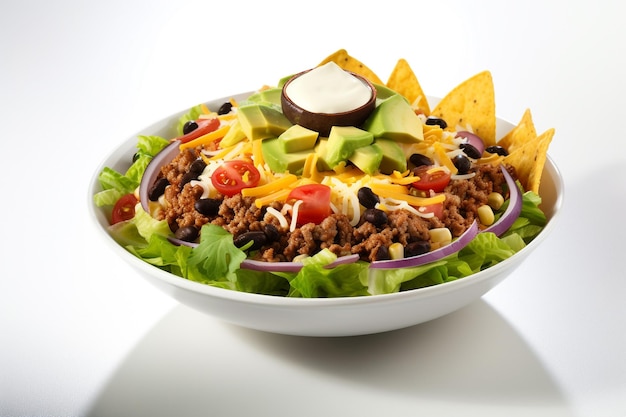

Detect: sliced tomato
[176,117,220,143]
[111,193,138,224]
[287,184,332,226]
[211,160,261,196]
[412,166,451,193]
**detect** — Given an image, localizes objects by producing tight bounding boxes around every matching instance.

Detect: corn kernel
[429,228,452,245]
[478,205,495,226]
[389,242,404,260]
[487,192,505,210]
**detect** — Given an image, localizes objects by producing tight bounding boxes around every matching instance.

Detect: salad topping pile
[94,50,554,297]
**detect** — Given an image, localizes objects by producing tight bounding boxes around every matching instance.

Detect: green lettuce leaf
[94,135,169,207]
[286,249,370,298]
[186,224,247,284]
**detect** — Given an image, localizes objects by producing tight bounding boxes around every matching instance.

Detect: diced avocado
[375,138,407,174]
[246,88,283,109]
[373,83,400,105]
[278,74,295,88]
[278,124,319,153]
[261,136,310,175]
[324,126,374,169]
[219,119,246,148]
[349,143,383,175]
[362,94,424,143]
[237,104,292,141]
[314,138,332,171]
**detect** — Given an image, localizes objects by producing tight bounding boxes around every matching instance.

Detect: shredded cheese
[241,173,298,198]
[265,206,288,228]
[179,124,231,150]
[290,200,303,232]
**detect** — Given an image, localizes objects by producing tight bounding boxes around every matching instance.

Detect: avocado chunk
[349,143,383,175]
[362,94,424,143]
[278,124,319,153]
[373,83,400,105]
[219,119,246,148]
[245,88,283,109]
[324,126,374,169]
[261,136,310,175]
[375,138,407,174]
[237,104,292,141]
[314,138,332,171]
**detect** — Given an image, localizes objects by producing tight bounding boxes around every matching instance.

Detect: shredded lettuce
[93,135,169,207]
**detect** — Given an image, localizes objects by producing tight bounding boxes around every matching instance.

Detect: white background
[2,0,625,416]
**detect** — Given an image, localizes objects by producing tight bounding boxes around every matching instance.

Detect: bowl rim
[88,91,564,308]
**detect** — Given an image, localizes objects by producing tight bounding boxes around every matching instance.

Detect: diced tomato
[287,184,332,226]
[111,193,138,224]
[176,118,220,143]
[420,203,444,220]
[412,166,451,193]
[211,160,261,196]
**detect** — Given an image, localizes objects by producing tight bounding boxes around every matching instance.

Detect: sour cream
[285,61,373,114]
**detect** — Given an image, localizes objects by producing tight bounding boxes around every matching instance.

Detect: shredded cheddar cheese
[179,124,231,150]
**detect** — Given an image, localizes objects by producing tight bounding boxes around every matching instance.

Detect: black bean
[425,117,447,129]
[405,240,430,257]
[485,145,509,156]
[188,158,207,176]
[217,102,233,115]
[179,171,196,189]
[263,223,280,242]
[148,177,169,201]
[374,245,390,261]
[194,198,221,216]
[182,120,198,135]
[233,231,267,251]
[357,187,380,209]
[409,153,433,167]
[459,143,482,159]
[452,154,471,174]
[175,225,199,242]
[362,208,388,227]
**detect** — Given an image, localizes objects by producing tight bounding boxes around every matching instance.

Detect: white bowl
[88,92,564,337]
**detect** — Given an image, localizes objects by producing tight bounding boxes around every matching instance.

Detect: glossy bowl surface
[281,70,377,137]
[89,92,563,337]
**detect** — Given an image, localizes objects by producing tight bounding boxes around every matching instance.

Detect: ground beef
[441,164,509,236]
[155,152,515,263]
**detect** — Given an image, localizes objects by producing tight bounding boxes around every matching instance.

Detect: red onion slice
[370,221,479,270]
[456,131,485,156]
[482,165,522,236]
[240,254,360,273]
[139,140,181,213]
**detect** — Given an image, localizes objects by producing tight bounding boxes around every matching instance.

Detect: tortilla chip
[318,49,383,85]
[503,127,554,194]
[386,58,430,115]
[498,108,537,153]
[431,71,496,146]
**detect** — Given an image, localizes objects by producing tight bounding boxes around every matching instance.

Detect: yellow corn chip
[498,108,537,153]
[431,71,496,146]
[503,127,554,194]
[386,58,430,115]
[318,49,383,85]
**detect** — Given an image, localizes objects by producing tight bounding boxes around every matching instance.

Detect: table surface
[2,1,625,416]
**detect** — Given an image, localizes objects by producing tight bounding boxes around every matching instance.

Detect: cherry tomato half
[211,160,261,196]
[176,117,220,144]
[412,167,451,193]
[287,184,332,226]
[111,193,138,224]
